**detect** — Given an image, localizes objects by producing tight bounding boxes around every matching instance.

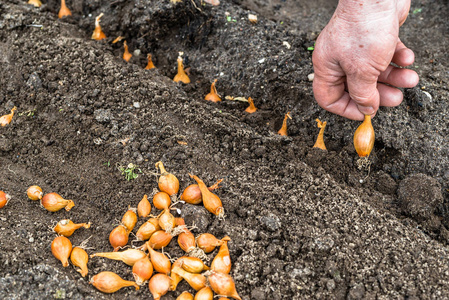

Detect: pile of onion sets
[44,160,240,299]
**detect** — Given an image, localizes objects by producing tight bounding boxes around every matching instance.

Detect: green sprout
[104,161,110,167]
[412,8,422,14]
[307,42,316,51]
[18,109,36,117]
[118,163,141,181]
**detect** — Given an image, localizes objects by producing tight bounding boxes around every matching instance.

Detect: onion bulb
[0,191,11,209]
[173,56,190,84]
[245,97,257,114]
[41,193,74,212]
[155,161,179,196]
[147,245,171,274]
[136,218,160,241]
[179,256,209,273]
[313,118,327,150]
[91,13,106,41]
[145,54,156,70]
[91,249,146,266]
[195,287,214,300]
[121,207,137,232]
[27,185,43,201]
[176,219,196,253]
[172,265,206,291]
[354,114,375,157]
[53,219,91,237]
[170,259,184,291]
[148,230,173,249]
[153,192,171,210]
[109,224,129,251]
[177,291,194,300]
[132,256,153,285]
[158,209,176,232]
[70,247,89,277]
[123,41,132,62]
[90,271,139,293]
[211,236,231,274]
[189,174,224,218]
[27,0,42,7]
[205,79,221,102]
[277,111,291,136]
[138,194,151,218]
[58,0,72,19]
[0,106,16,127]
[149,273,171,300]
[205,271,241,300]
[51,236,72,267]
[196,233,224,253]
[180,179,223,205]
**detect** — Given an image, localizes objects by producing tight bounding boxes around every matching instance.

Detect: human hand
[312,0,419,120]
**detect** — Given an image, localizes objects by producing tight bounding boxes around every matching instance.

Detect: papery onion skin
[211,236,232,274]
[354,114,375,157]
[123,41,132,62]
[147,245,172,274]
[27,185,43,201]
[58,0,72,18]
[180,256,209,273]
[109,225,129,252]
[121,207,137,232]
[149,273,171,300]
[177,291,194,300]
[158,209,176,232]
[173,57,190,84]
[41,193,75,212]
[51,236,72,267]
[206,271,241,300]
[132,256,153,285]
[70,247,89,277]
[91,249,146,266]
[196,233,223,253]
[172,265,206,291]
[170,259,184,291]
[155,161,179,196]
[189,174,224,217]
[153,192,171,210]
[148,230,172,249]
[90,271,139,293]
[136,218,160,241]
[194,287,214,300]
[0,191,11,209]
[54,220,91,237]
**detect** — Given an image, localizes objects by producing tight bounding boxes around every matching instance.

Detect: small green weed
[118,163,141,181]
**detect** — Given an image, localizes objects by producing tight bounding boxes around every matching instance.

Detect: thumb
[346,73,380,116]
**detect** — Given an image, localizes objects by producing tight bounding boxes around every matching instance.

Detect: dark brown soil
[0,0,448,299]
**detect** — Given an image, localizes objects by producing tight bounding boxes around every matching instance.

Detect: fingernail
[357,105,375,115]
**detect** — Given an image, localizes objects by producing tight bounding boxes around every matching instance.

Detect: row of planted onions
[1,161,241,299]
[21,0,375,157]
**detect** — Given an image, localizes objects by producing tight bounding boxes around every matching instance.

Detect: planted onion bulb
[58,0,72,18]
[91,13,106,41]
[109,224,129,251]
[0,106,17,127]
[121,207,137,232]
[138,194,151,218]
[27,185,43,201]
[313,118,327,150]
[70,247,89,277]
[41,193,75,212]
[153,192,171,210]
[211,236,231,274]
[51,236,72,267]
[91,249,146,266]
[0,191,11,209]
[172,265,206,291]
[196,233,224,253]
[145,54,156,69]
[205,271,241,300]
[149,274,171,300]
[90,271,139,293]
[245,97,257,114]
[147,245,171,274]
[180,179,223,205]
[195,287,214,300]
[173,56,190,84]
[123,41,132,62]
[54,220,91,237]
[205,79,221,102]
[136,218,160,241]
[189,174,224,218]
[28,0,42,7]
[132,256,153,285]
[155,161,179,196]
[354,114,375,157]
[177,291,194,300]
[277,111,291,136]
